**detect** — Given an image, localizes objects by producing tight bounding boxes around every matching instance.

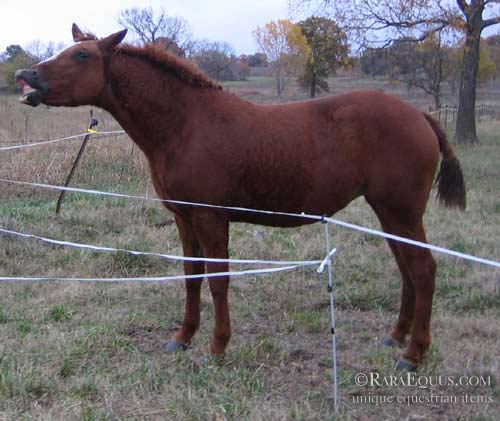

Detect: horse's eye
[75,50,89,60]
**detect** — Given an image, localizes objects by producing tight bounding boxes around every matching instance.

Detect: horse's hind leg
[383,239,415,347]
[395,228,436,370]
[370,203,436,369]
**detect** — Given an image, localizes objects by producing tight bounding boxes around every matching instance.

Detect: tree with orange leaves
[253,19,309,99]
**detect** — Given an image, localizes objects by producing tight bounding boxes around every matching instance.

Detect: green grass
[1,87,499,419]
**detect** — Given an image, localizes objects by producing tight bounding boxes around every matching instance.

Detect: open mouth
[18,79,39,103]
[15,70,46,107]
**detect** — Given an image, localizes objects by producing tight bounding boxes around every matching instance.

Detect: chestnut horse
[16,25,465,370]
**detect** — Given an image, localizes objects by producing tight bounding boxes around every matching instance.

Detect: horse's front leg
[192,212,231,357]
[207,269,231,356]
[164,215,205,352]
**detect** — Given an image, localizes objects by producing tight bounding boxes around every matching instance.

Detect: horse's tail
[423,113,466,210]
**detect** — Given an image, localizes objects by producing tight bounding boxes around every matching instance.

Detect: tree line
[1,11,349,101]
[1,2,499,145]
[290,0,500,144]
[359,33,500,110]
[0,8,268,92]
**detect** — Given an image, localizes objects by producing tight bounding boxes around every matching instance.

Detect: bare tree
[389,34,449,109]
[24,40,65,62]
[290,0,500,144]
[192,40,233,81]
[192,41,249,81]
[118,7,191,49]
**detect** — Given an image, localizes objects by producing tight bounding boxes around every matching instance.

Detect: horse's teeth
[23,85,36,95]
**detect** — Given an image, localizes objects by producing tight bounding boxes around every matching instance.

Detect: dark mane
[116,43,222,90]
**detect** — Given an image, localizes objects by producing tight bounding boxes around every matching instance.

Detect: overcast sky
[0,0,291,55]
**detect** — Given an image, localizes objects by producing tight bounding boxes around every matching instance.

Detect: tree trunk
[434,94,441,111]
[310,78,316,98]
[276,73,282,100]
[450,79,457,95]
[454,23,481,144]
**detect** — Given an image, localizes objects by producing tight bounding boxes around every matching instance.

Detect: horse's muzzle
[15,69,47,107]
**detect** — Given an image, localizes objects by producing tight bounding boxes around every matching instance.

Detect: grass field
[0,76,499,420]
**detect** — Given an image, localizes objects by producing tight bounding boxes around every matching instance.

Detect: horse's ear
[99,29,128,52]
[72,23,85,42]
[72,23,98,42]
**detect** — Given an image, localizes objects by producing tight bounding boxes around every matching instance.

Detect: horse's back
[267,91,441,217]
[165,90,441,225]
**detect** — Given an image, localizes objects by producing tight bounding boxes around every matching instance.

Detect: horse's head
[15,24,127,107]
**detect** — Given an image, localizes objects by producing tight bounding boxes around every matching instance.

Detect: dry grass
[0,78,499,420]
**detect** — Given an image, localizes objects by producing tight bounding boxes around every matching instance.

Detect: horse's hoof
[395,359,418,371]
[383,337,403,348]
[163,339,188,353]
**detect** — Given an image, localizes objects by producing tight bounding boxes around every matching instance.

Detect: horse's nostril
[32,70,38,79]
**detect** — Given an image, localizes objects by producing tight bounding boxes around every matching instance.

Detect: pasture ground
[0,76,499,420]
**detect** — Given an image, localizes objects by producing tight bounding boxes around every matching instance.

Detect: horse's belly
[227,183,362,227]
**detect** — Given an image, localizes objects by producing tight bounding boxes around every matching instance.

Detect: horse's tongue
[18,78,36,95]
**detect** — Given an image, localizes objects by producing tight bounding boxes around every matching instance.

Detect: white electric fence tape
[0,131,125,151]
[0,264,303,284]
[0,227,322,268]
[1,178,499,269]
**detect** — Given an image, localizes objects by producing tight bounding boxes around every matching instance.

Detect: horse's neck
[100,55,199,157]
